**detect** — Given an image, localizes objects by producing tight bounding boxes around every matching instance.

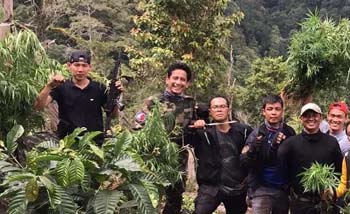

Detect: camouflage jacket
[134,91,196,145]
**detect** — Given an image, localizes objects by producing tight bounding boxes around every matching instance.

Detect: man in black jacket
[190,95,253,214]
[278,103,342,214]
[241,94,296,214]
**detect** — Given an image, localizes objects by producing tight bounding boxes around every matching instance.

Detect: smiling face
[165,69,190,95]
[301,110,322,134]
[262,102,283,126]
[209,97,230,122]
[327,108,346,135]
[67,61,91,82]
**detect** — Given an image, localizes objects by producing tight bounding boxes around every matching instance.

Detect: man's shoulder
[282,123,296,136]
[231,122,253,140]
[322,132,339,143]
[232,122,253,132]
[284,133,301,142]
[183,94,194,100]
[89,80,106,91]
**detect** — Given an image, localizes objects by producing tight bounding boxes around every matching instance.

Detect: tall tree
[13,0,137,75]
[128,0,244,100]
[235,57,288,125]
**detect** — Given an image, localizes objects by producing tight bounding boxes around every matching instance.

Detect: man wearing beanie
[278,103,342,214]
[327,101,350,155]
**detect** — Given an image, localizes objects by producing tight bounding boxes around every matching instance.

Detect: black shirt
[278,130,343,196]
[216,129,246,195]
[50,79,107,139]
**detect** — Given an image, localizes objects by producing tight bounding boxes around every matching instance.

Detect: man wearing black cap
[277,103,342,214]
[35,50,123,145]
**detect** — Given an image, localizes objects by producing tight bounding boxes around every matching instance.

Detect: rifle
[104,53,123,136]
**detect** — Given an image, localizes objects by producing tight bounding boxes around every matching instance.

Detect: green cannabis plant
[299,162,339,194]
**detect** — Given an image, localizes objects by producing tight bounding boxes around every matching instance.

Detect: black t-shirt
[216,128,246,195]
[50,79,107,139]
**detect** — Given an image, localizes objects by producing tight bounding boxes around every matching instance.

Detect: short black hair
[208,95,230,108]
[262,94,284,109]
[167,62,192,81]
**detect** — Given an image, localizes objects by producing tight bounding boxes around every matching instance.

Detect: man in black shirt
[35,50,123,145]
[278,103,343,214]
[190,95,252,214]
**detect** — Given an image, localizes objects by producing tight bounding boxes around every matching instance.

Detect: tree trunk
[0,22,10,39]
[0,0,12,39]
[1,0,13,22]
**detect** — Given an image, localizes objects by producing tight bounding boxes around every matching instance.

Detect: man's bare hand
[115,80,124,92]
[48,74,65,88]
[189,120,206,129]
[275,132,286,145]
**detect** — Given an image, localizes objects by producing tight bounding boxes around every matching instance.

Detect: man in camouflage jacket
[134,62,195,214]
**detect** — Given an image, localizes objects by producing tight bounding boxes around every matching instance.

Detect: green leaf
[93,190,123,214]
[129,184,157,214]
[69,157,85,185]
[141,180,159,208]
[39,175,55,192]
[62,127,86,148]
[49,184,78,214]
[113,155,141,172]
[25,178,39,202]
[299,162,339,194]
[0,182,23,198]
[0,161,21,173]
[56,157,85,187]
[56,159,71,187]
[89,144,104,161]
[6,172,36,183]
[36,140,59,149]
[79,131,102,149]
[6,125,24,154]
[8,189,27,214]
[119,200,138,209]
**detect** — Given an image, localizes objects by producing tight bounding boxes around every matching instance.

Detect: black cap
[69,50,91,64]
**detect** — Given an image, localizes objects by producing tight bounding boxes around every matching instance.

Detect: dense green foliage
[0,104,180,213]
[1,0,350,212]
[235,57,288,125]
[7,0,350,125]
[128,0,243,99]
[0,29,62,139]
[286,13,350,100]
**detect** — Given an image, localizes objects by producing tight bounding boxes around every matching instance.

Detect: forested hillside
[4,0,350,125]
[1,0,350,213]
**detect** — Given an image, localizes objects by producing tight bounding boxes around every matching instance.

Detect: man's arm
[34,74,64,111]
[107,80,125,117]
[34,85,53,111]
[240,129,261,168]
